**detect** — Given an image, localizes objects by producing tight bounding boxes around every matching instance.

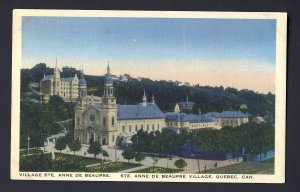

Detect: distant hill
[21,63,275,117]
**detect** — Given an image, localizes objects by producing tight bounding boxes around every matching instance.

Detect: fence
[244,150,274,162]
[171,140,239,160]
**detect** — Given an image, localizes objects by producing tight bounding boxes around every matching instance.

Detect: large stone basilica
[74,65,165,147]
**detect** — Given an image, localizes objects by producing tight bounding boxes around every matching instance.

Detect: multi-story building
[40,63,80,101]
[164,112,221,133]
[205,111,249,127]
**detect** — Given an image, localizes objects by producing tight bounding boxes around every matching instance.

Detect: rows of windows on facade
[40,63,249,147]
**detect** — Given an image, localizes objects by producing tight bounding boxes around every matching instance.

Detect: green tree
[122,148,136,163]
[174,159,187,170]
[48,95,68,120]
[87,141,102,158]
[48,95,65,107]
[20,152,51,172]
[69,139,81,155]
[102,150,109,160]
[151,156,160,172]
[134,152,145,164]
[55,137,67,153]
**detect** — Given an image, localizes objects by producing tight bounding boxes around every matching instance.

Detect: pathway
[117,165,150,173]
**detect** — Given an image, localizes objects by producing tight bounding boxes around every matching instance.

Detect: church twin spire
[142,90,155,106]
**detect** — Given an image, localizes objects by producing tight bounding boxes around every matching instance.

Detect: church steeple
[152,94,155,104]
[103,63,115,102]
[142,90,147,106]
[80,66,86,80]
[53,57,60,95]
[174,102,180,113]
[107,61,110,75]
[78,66,87,98]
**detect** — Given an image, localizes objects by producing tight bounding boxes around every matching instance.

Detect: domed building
[74,64,165,147]
[252,116,265,124]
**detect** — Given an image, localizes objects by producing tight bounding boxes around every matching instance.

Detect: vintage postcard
[11,10,287,183]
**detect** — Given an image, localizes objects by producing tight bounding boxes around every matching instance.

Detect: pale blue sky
[21,17,276,93]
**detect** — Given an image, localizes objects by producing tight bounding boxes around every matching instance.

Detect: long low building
[205,111,249,127]
[164,112,221,133]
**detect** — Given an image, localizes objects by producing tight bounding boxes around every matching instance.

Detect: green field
[20,153,140,172]
[20,149,43,156]
[53,153,105,165]
[203,162,274,174]
[132,166,180,173]
[261,158,274,164]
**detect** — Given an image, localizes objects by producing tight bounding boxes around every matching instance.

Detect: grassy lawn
[20,149,43,155]
[133,166,180,173]
[261,158,274,164]
[51,153,104,165]
[202,162,274,174]
[86,162,141,172]
[20,153,140,172]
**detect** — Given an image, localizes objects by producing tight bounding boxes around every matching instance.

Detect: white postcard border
[11,9,287,183]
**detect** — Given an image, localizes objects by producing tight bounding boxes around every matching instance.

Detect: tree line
[192,122,275,155]
[20,96,74,149]
[21,63,275,117]
[128,122,274,156]
[130,129,190,154]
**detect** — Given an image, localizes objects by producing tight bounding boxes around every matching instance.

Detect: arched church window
[112,135,115,142]
[77,117,80,125]
[103,117,106,126]
[90,114,95,122]
[112,117,115,125]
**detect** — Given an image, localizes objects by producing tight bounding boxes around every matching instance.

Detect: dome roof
[79,78,87,85]
[104,74,113,84]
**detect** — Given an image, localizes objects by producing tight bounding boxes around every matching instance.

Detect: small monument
[52,147,55,160]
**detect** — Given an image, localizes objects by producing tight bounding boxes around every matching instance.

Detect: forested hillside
[21,63,275,117]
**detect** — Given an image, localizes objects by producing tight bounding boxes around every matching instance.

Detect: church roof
[164,112,214,123]
[41,75,53,81]
[205,111,247,118]
[61,77,76,82]
[79,78,87,85]
[118,103,165,120]
[104,74,114,84]
[91,103,102,111]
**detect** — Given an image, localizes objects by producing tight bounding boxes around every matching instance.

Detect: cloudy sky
[21,17,276,93]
